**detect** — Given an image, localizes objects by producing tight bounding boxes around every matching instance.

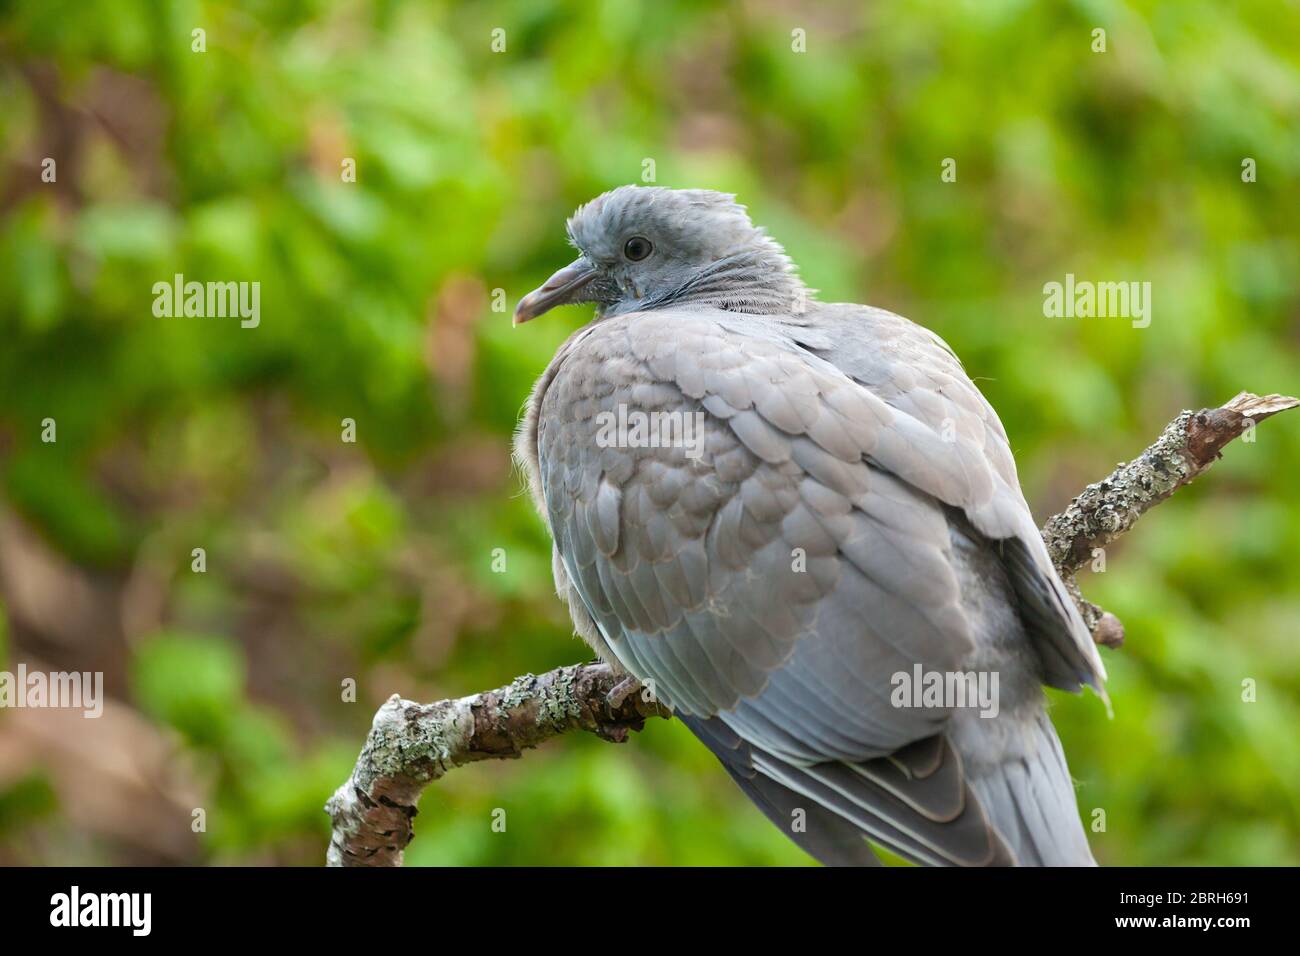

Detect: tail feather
[724,764,883,866]
[685,706,1094,867]
[963,710,1096,866]
[682,713,881,866]
[682,713,1016,867]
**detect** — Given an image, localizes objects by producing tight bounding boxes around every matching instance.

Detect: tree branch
[325,664,669,867]
[326,392,1297,866]
[1041,391,1298,647]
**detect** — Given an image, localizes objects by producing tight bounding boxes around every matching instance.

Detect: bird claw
[605,675,642,713]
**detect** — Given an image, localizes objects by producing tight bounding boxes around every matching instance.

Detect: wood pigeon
[514,185,1106,866]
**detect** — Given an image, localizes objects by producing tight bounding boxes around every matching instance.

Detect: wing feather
[530,304,1100,866]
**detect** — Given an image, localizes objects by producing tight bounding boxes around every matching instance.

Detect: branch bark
[1041,391,1298,647]
[326,392,1297,866]
[325,664,669,867]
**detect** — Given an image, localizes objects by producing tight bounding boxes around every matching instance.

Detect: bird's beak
[513,258,597,326]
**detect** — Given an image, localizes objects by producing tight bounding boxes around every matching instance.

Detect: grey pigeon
[513,185,1107,866]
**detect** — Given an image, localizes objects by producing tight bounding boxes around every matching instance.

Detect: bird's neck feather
[611,244,809,317]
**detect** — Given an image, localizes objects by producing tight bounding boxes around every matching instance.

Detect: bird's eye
[623,236,653,261]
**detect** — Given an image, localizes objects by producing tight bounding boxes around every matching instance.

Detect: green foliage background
[0,0,1297,865]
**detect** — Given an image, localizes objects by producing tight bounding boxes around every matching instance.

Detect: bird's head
[513,185,808,325]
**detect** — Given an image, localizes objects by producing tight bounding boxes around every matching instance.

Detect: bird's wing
[537,307,1039,865]
[787,302,1106,693]
[539,307,977,738]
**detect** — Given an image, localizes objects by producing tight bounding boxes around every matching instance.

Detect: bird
[512,185,1107,866]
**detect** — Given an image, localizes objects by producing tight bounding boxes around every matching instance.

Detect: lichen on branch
[326,663,668,866]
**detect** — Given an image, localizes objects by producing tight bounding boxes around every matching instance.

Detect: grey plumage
[514,185,1106,866]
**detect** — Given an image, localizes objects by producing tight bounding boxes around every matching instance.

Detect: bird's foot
[605,675,643,712]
